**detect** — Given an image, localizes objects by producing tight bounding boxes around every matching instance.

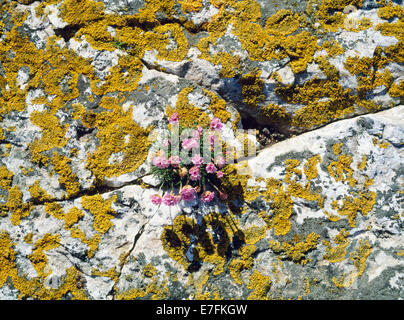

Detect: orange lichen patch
[51,152,80,198]
[85,104,152,183]
[0,28,44,117]
[166,87,212,128]
[0,166,14,190]
[327,153,357,187]
[344,50,393,100]
[322,40,344,57]
[323,229,350,263]
[2,185,33,225]
[44,201,85,230]
[229,244,257,285]
[116,271,170,300]
[332,190,377,228]
[70,226,101,258]
[59,0,105,25]
[28,233,60,280]
[247,270,272,300]
[303,155,322,181]
[260,103,290,124]
[179,0,204,13]
[203,89,232,124]
[0,231,17,288]
[29,110,69,167]
[284,31,319,74]
[134,0,176,24]
[332,239,372,288]
[28,180,53,203]
[378,1,404,20]
[265,9,300,36]
[261,178,294,236]
[161,212,238,275]
[81,194,117,235]
[269,232,320,264]
[240,69,265,107]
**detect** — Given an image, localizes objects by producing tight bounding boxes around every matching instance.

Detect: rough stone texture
[0,0,403,300]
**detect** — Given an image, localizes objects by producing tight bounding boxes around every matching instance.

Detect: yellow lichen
[51,152,80,198]
[323,229,350,263]
[0,166,13,190]
[265,9,300,36]
[81,194,117,235]
[332,239,372,288]
[269,232,320,264]
[247,270,271,300]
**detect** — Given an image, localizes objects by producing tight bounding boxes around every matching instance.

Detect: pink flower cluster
[150,115,229,206]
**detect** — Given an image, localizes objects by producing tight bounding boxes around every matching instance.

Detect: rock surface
[0,0,403,300]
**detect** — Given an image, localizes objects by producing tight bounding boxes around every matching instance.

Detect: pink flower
[214,156,226,168]
[153,156,169,169]
[150,194,162,205]
[182,138,199,151]
[201,191,215,203]
[206,162,217,174]
[180,185,196,202]
[163,193,181,206]
[209,135,217,146]
[210,118,223,131]
[191,154,204,166]
[192,126,203,139]
[216,170,224,178]
[189,166,201,181]
[170,112,179,124]
[168,155,181,168]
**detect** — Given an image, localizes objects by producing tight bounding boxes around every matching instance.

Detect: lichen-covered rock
[0,0,403,300]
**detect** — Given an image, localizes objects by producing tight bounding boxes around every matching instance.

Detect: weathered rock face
[0,0,403,300]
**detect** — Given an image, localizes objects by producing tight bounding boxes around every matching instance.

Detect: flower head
[178,166,188,177]
[193,126,203,139]
[169,112,179,125]
[150,194,162,205]
[189,166,201,181]
[152,156,169,169]
[214,156,226,168]
[201,191,215,203]
[168,155,181,168]
[216,170,224,178]
[163,193,181,206]
[206,162,217,174]
[210,118,223,131]
[191,154,204,166]
[180,185,196,202]
[182,138,199,151]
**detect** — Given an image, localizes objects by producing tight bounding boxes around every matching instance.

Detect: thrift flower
[170,112,179,124]
[153,156,169,169]
[182,138,199,151]
[150,194,162,205]
[201,191,215,203]
[168,155,181,168]
[206,162,217,174]
[191,154,204,166]
[163,193,181,206]
[189,166,201,181]
[193,126,203,139]
[214,156,226,168]
[210,118,223,131]
[180,185,196,202]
